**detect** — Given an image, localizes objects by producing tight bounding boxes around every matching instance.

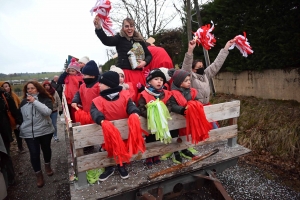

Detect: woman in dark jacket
[19,81,55,188]
[0,87,22,188]
[93,17,152,102]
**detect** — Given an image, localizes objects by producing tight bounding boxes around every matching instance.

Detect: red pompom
[127,114,148,156]
[193,21,216,50]
[101,120,130,166]
[185,101,212,144]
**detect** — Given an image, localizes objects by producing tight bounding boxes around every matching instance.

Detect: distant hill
[0,72,62,84]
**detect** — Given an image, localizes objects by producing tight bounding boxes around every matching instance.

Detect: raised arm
[94,16,120,46]
[181,40,197,72]
[204,39,235,78]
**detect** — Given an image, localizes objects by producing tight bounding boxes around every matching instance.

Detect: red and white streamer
[193,21,216,50]
[90,0,115,36]
[229,32,253,57]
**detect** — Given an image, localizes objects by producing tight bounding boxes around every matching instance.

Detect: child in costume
[138,68,173,168]
[110,65,136,102]
[71,60,100,125]
[90,71,140,181]
[57,58,83,122]
[168,69,211,163]
[42,81,62,142]
[159,67,173,91]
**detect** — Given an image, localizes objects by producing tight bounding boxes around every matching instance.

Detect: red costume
[92,90,130,121]
[140,90,172,104]
[145,46,173,71]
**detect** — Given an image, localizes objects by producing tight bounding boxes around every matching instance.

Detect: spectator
[0,81,24,153]
[0,87,22,188]
[51,75,63,103]
[42,81,62,142]
[19,81,55,188]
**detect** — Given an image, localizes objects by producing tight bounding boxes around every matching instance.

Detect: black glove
[59,111,63,115]
[180,107,187,115]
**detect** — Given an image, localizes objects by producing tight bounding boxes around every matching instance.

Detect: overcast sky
[0,0,184,74]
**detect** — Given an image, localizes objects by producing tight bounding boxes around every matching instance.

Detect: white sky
[0,0,184,74]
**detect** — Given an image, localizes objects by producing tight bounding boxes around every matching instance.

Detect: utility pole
[186,0,192,42]
[193,0,216,96]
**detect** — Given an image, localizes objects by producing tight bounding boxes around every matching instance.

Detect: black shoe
[99,166,114,181]
[172,151,182,164]
[180,149,195,159]
[117,165,129,179]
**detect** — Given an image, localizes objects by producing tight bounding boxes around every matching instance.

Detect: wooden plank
[70,142,251,199]
[73,101,240,149]
[76,125,237,172]
[62,87,73,128]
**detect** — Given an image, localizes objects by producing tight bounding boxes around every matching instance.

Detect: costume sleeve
[138,96,147,118]
[32,98,53,117]
[204,48,229,78]
[181,52,193,73]
[127,99,140,116]
[90,102,105,125]
[72,91,81,104]
[141,42,152,66]
[169,96,185,115]
[57,72,68,84]
[95,28,120,46]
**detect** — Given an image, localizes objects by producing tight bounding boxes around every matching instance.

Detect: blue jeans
[25,133,53,172]
[212,121,219,129]
[50,111,58,138]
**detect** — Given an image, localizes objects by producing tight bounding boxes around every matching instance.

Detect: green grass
[211,94,300,163]
[1,72,61,81]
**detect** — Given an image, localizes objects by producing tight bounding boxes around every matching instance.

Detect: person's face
[79,62,85,69]
[3,83,10,93]
[99,83,110,92]
[149,77,164,90]
[122,20,135,37]
[83,74,95,79]
[27,83,38,95]
[119,73,124,84]
[192,62,203,73]
[180,76,191,89]
[53,76,58,82]
[68,69,77,75]
[44,84,50,90]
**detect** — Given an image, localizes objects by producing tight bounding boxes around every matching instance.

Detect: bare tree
[111,0,177,38]
[105,49,117,61]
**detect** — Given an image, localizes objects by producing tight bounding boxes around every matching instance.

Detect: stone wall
[213,68,300,102]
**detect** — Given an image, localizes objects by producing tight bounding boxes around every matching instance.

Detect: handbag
[1,93,17,128]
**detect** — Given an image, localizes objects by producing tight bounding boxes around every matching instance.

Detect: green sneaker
[180,149,195,160]
[161,152,173,160]
[187,147,198,154]
[86,168,104,184]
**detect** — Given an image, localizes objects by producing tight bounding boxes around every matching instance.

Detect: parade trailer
[62,93,250,200]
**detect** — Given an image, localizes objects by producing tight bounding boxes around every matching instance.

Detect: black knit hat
[146,69,166,84]
[99,71,120,88]
[168,69,190,87]
[82,60,100,76]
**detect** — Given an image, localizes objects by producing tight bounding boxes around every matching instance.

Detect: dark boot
[35,171,44,188]
[45,163,54,176]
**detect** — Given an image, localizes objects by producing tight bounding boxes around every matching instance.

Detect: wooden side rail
[76,125,237,172]
[72,100,240,148]
[70,100,240,173]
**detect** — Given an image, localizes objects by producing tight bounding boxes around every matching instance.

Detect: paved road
[6,116,70,200]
